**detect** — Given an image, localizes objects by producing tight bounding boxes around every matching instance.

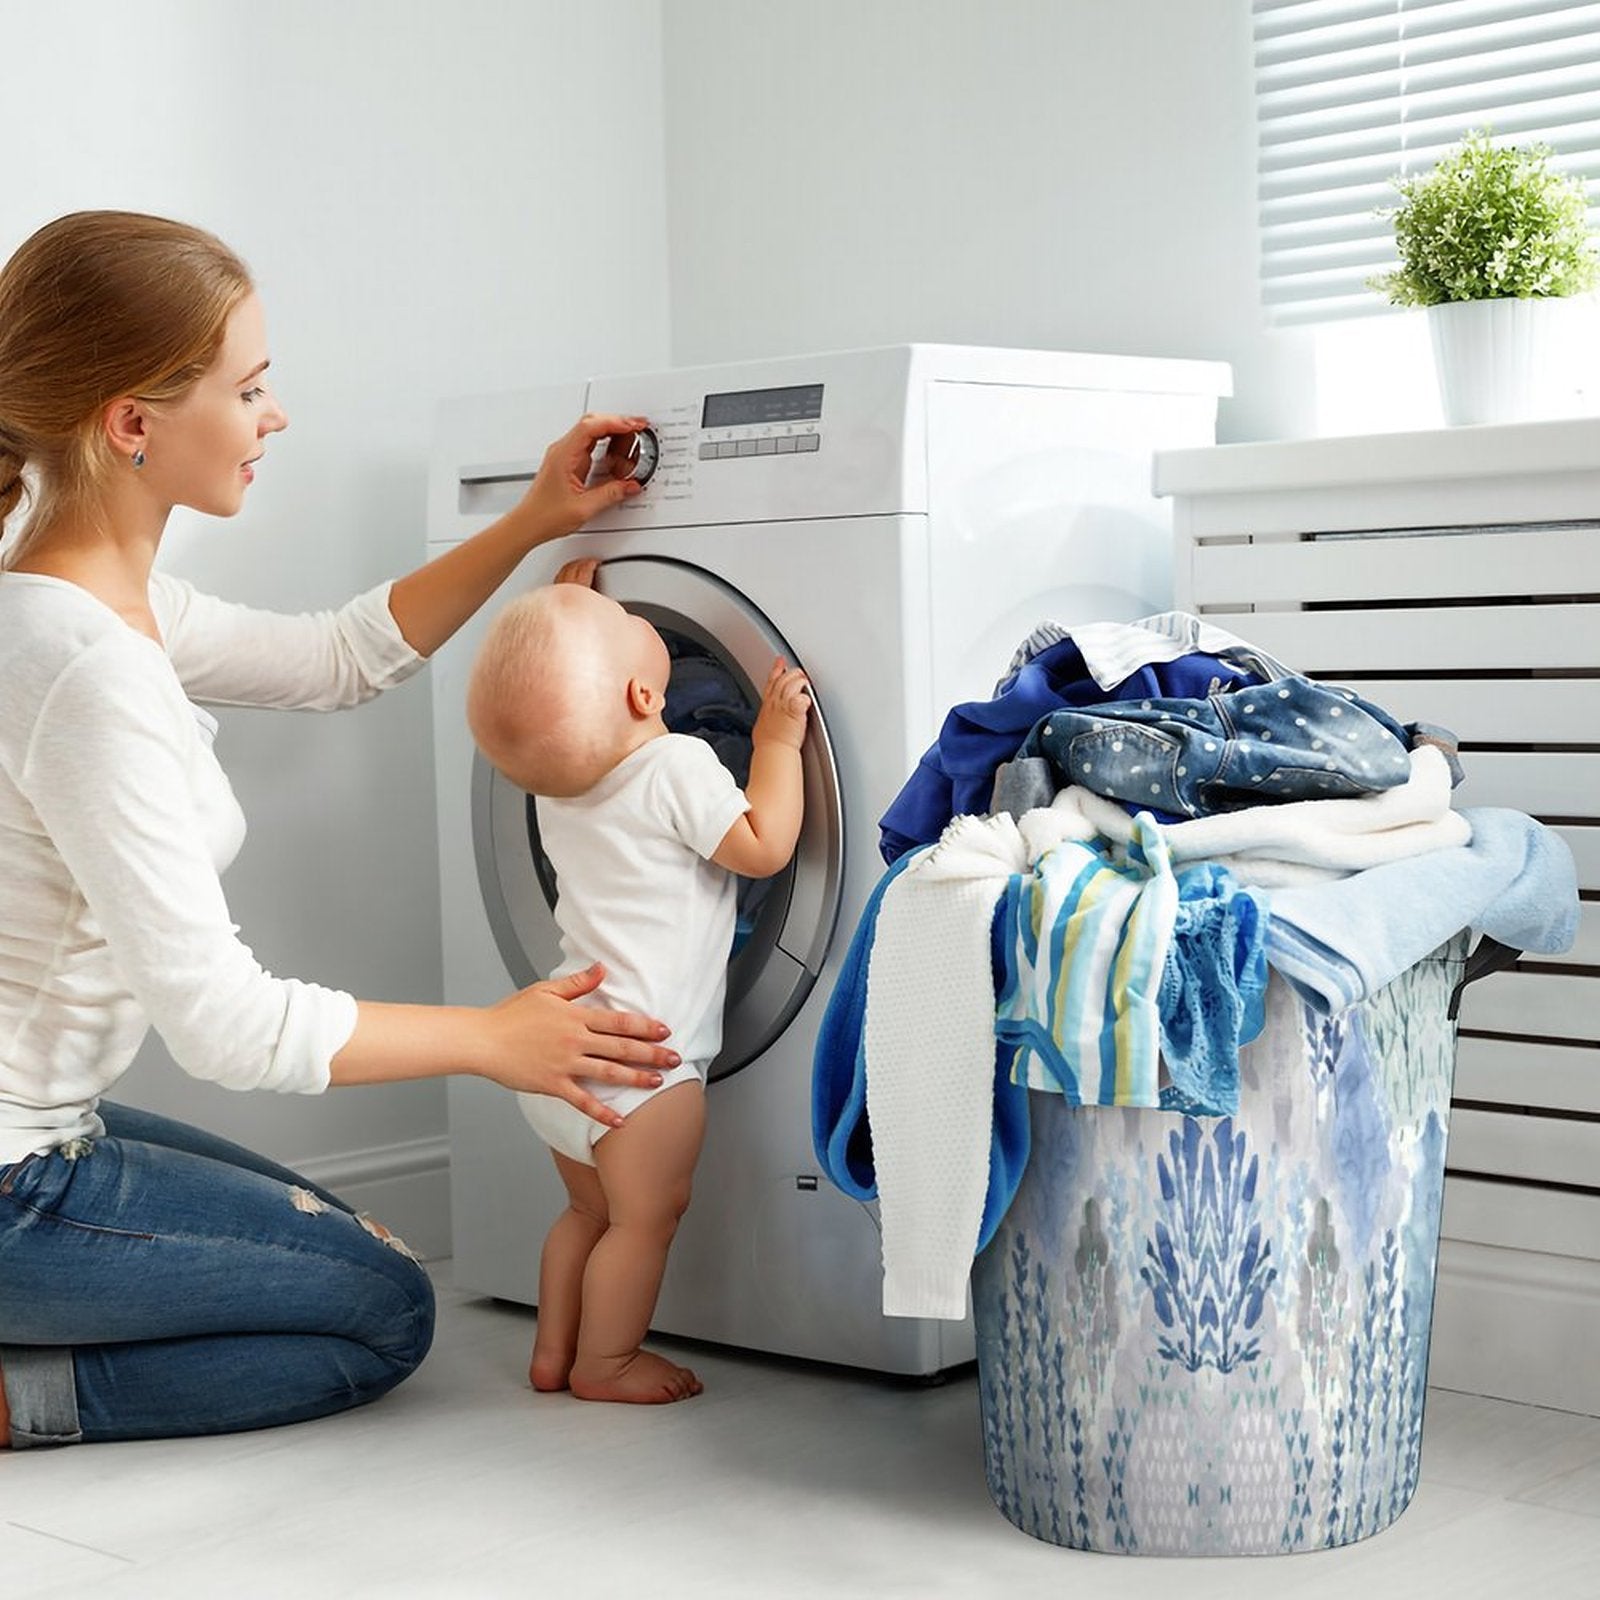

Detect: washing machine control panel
[453,348,926,531]
[695,381,823,464]
[580,354,920,530]
[591,386,825,499]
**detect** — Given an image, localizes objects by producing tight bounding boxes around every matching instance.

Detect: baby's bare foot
[569,1349,703,1405]
[529,1339,574,1393]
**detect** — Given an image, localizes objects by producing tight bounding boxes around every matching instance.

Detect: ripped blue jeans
[0,1102,434,1447]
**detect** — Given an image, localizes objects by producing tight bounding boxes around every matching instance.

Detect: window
[1255,0,1600,323]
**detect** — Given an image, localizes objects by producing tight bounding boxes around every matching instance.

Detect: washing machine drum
[472,557,844,1080]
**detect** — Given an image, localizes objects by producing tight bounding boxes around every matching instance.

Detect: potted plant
[1371,130,1598,425]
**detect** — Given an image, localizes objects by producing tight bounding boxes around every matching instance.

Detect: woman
[0,210,677,1447]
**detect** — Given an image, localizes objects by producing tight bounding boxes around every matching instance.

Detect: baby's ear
[626,676,661,719]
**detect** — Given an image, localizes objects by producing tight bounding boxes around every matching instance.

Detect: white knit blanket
[1066,744,1467,885]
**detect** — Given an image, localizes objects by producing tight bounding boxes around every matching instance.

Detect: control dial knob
[601,425,659,487]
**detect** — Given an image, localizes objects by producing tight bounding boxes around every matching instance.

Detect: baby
[466,561,810,1404]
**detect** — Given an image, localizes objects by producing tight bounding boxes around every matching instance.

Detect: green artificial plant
[1371,130,1599,307]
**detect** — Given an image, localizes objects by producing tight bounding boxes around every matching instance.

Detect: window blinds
[1255,0,1600,323]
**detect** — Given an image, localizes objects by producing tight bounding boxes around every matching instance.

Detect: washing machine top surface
[440,344,1230,538]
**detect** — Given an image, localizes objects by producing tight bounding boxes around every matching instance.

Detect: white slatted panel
[1182,476,1600,536]
[1455,1035,1600,1111]
[1443,1174,1600,1258]
[1192,523,1600,605]
[1335,677,1600,743]
[1255,0,1600,323]
[1452,751,1600,814]
[1448,1106,1600,1185]
[1458,969,1599,1036]
[1225,602,1600,672]
[1163,424,1600,1408]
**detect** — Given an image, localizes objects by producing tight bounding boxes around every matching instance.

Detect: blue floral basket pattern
[971,937,1466,1555]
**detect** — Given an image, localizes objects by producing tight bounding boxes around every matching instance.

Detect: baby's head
[467,582,670,797]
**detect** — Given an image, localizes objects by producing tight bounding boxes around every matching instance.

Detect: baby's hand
[752,658,811,751]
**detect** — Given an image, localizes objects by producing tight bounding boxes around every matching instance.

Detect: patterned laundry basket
[971,936,1468,1555]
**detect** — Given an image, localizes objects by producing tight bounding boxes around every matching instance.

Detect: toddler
[466,562,810,1403]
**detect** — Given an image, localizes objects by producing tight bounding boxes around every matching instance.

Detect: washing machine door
[472,556,845,1080]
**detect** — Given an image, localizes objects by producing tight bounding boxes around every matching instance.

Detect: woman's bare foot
[529,1337,575,1393]
[569,1348,703,1404]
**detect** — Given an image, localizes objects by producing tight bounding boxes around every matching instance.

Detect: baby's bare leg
[570,1081,706,1404]
[530,1151,609,1392]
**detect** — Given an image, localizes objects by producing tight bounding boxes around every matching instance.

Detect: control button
[735,440,757,457]
[796,433,820,452]
[699,442,716,460]
[756,438,777,455]
[774,436,798,454]
[714,441,738,459]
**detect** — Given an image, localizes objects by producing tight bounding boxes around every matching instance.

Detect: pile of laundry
[811,612,1578,1321]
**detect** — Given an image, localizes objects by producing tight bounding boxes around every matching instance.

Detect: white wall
[661,0,1315,444]
[4,0,1328,1248]
[2,0,670,1237]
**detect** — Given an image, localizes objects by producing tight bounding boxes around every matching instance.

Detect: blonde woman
[0,211,676,1447]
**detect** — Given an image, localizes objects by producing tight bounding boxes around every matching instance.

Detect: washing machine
[428,344,1230,1376]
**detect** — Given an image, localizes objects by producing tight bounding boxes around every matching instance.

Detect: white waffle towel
[865,800,1093,1318]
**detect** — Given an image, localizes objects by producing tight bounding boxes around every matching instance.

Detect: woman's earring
[131,450,146,469]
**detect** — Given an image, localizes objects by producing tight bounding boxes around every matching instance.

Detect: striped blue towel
[996,814,1177,1107]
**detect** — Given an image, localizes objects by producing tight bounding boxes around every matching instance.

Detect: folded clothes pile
[814,611,1579,1320]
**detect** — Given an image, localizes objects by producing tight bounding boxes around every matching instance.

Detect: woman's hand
[334,967,676,1115]
[387,416,649,658]
[513,413,651,547]
[478,963,677,1125]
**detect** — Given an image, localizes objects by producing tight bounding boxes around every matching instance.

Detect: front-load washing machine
[428,344,1230,1376]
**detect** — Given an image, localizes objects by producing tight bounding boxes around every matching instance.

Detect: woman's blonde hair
[0,210,253,567]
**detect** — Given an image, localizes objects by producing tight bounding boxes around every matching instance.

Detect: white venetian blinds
[1255,0,1600,323]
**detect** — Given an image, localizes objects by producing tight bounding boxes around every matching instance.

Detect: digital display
[701,383,824,428]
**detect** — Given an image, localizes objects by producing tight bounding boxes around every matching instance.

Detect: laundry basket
[970,936,1468,1555]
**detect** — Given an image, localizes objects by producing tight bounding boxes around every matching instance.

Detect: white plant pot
[1426,296,1577,426]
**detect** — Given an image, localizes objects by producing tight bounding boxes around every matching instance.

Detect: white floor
[4,1261,1599,1600]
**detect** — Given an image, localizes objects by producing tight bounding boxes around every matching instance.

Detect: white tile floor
[4,1261,1599,1600]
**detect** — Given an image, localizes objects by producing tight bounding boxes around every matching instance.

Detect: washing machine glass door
[472,556,844,1081]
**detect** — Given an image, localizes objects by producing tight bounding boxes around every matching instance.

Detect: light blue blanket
[1264,807,1578,1013]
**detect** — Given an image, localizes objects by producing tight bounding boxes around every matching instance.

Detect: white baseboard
[295,1136,452,1263]
[1429,1238,1600,1417]
[289,1147,1600,1415]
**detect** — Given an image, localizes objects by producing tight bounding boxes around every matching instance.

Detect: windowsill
[1154,408,1600,503]
[1307,297,1600,439]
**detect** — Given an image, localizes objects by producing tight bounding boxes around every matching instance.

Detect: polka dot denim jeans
[1027,675,1415,819]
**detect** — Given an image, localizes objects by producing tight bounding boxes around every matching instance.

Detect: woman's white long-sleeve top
[0,570,424,1165]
